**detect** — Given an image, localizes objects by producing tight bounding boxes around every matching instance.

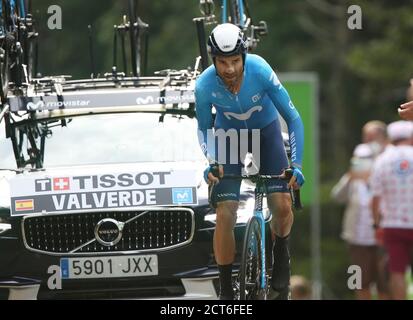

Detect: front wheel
[238,216,265,300]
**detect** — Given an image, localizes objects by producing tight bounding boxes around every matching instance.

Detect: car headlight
[204,197,271,225]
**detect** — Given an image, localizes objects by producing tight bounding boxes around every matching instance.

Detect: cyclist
[195,23,305,300]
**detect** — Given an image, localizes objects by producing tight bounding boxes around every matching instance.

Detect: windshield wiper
[0,167,45,173]
[0,168,23,173]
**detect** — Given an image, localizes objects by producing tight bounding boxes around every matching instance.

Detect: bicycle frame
[251,188,267,291]
[112,0,149,77]
[209,169,301,299]
[0,0,26,27]
[18,0,25,18]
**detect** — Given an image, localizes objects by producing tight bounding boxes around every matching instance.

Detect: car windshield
[1,113,205,168]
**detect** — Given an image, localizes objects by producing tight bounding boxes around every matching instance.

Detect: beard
[221,73,239,87]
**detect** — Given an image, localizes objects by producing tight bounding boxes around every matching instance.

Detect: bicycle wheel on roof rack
[238,216,265,300]
[229,0,246,28]
[128,0,139,77]
[0,44,9,103]
[0,0,11,102]
[20,0,36,80]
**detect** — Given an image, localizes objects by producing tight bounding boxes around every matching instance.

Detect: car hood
[0,170,16,210]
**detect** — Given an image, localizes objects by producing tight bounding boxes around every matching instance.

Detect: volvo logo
[94,218,124,246]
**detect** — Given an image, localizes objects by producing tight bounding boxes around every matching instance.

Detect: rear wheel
[239,216,265,300]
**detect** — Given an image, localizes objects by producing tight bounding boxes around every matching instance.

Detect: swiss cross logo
[53,177,70,191]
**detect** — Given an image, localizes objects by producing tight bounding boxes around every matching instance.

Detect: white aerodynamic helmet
[207,23,247,58]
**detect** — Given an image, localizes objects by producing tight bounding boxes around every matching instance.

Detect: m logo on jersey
[224,105,263,121]
[395,159,413,176]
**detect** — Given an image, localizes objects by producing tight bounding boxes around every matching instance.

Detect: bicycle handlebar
[208,168,303,210]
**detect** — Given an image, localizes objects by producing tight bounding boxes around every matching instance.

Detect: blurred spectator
[398,79,413,120]
[290,275,312,300]
[370,120,413,300]
[362,120,388,152]
[360,120,389,282]
[332,142,388,300]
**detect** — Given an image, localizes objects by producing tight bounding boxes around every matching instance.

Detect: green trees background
[32,0,412,299]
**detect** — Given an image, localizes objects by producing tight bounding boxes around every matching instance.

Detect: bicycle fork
[254,191,266,291]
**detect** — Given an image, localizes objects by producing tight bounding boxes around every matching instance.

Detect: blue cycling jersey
[195,54,304,167]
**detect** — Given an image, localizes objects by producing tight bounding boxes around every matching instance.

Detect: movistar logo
[27,101,45,110]
[223,105,263,121]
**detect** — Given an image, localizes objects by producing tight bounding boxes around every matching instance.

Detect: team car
[0,71,277,299]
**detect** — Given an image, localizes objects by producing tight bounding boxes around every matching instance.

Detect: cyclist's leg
[257,119,292,299]
[267,194,292,299]
[212,178,240,265]
[257,119,291,235]
[214,200,238,265]
[268,193,293,237]
[211,176,241,300]
[211,130,242,300]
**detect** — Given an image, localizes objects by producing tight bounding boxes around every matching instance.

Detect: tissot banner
[10,168,198,216]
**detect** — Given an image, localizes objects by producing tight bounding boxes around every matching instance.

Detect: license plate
[60,255,158,279]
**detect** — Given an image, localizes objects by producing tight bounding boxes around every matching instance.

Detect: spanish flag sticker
[15,199,34,211]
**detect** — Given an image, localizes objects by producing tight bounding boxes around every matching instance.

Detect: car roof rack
[0,66,200,170]
[7,70,196,118]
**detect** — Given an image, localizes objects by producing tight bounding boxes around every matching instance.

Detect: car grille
[22,209,194,255]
